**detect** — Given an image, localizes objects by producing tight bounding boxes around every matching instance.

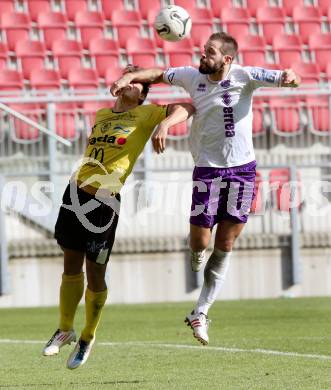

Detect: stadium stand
[237,35,266,66]
[27,0,51,21]
[306,95,330,135]
[37,12,68,50]
[272,34,302,69]
[29,68,61,90]
[52,39,82,78]
[74,11,105,49]
[269,168,302,212]
[246,0,269,17]
[189,8,213,47]
[308,33,331,73]
[138,0,161,19]
[292,6,322,44]
[0,43,8,70]
[126,37,157,68]
[1,12,30,51]
[100,0,124,20]
[252,97,266,137]
[9,103,41,142]
[256,7,286,45]
[291,62,320,85]
[163,39,194,67]
[111,9,142,48]
[89,38,120,78]
[220,7,251,40]
[269,97,303,136]
[55,103,79,140]
[0,0,14,14]
[67,67,99,90]
[0,69,23,92]
[64,0,88,21]
[15,40,46,79]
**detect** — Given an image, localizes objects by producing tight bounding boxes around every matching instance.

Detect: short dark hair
[123,64,150,105]
[209,32,238,58]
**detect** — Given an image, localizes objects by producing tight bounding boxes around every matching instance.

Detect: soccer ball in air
[154,5,192,42]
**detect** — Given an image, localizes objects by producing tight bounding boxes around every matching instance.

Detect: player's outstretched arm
[281,68,301,88]
[110,68,165,97]
[152,103,195,154]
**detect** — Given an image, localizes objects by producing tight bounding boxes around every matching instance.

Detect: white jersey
[163,64,283,168]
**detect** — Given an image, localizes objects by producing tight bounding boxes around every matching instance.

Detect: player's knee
[190,236,209,252]
[216,239,234,252]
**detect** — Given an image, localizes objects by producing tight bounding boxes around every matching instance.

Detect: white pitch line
[0,339,330,361]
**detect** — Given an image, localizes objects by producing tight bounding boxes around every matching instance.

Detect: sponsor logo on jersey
[220,80,231,89]
[113,125,130,134]
[89,147,105,163]
[101,122,111,133]
[197,83,206,92]
[167,72,175,83]
[223,106,235,138]
[89,134,127,146]
[250,68,277,83]
[221,92,232,106]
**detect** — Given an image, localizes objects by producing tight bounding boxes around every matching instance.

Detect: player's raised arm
[110,68,165,97]
[280,68,301,88]
[152,103,195,154]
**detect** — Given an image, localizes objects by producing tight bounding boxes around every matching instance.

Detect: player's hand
[152,123,169,154]
[110,75,132,97]
[282,69,299,87]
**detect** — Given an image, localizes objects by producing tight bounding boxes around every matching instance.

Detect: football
[154,5,192,42]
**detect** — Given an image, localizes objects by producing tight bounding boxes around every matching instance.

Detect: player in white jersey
[110,32,300,345]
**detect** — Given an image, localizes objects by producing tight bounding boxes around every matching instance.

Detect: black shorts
[54,183,120,264]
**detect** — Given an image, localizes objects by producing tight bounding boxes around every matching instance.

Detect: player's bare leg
[43,249,84,356]
[67,259,108,369]
[189,224,211,272]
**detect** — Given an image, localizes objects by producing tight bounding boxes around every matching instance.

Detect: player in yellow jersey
[42,66,194,369]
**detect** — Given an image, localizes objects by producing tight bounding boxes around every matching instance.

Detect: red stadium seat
[250,170,263,214]
[15,40,46,79]
[29,68,61,90]
[111,10,142,48]
[100,0,124,20]
[75,11,105,49]
[272,34,302,69]
[220,8,251,40]
[0,0,14,14]
[252,97,266,137]
[138,0,161,20]
[89,38,120,78]
[0,69,23,91]
[173,0,197,13]
[210,0,232,18]
[9,104,41,142]
[269,168,302,212]
[237,35,266,66]
[1,12,30,51]
[27,0,51,21]
[68,68,99,90]
[52,39,82,78]
[168,121,189,137]
[269,97,303,135]
[282,0,304,17]
[37,12,68,50]
[292,6,322,44]
[308,33,331,72]
[190,8,213,47]
[291,62,320,85]
[256,7,286,45]
[320,0,330,16]
[55,103,79,140]
[163,39,194,67]
[105,67,125,85]
[126,37,157,68]
[0,43,8,70]
[306,95,330,135]
[64,0,87,21]
[327,62,331,81]
[246,0,269,17]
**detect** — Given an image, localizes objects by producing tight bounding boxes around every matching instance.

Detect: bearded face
[199,59,225,75]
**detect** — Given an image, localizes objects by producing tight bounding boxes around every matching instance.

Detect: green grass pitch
[0,297,330,389]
